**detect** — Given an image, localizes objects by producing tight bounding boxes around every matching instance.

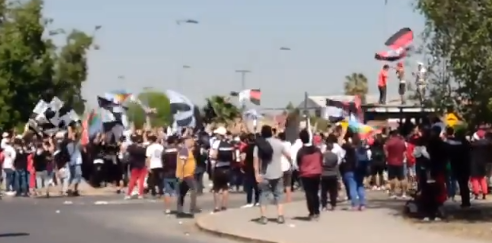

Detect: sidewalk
[196,201,487,243]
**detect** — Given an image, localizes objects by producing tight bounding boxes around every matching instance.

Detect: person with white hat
[209,126,235,212]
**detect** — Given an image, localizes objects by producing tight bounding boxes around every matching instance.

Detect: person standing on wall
[378,65,389,104]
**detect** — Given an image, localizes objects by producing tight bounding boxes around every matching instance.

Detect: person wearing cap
[209,126,235,212]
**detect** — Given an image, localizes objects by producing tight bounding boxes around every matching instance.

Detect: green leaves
[202,95,240,124]
[343,72,368,103]
[0,0,96,128]
[127,91,171,128]
[416,0,492,127]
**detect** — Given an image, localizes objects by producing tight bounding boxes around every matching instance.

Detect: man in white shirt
[146,134,164,197]
[2,138,16,194]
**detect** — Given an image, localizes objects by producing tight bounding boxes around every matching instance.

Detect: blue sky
[44,0,424,109]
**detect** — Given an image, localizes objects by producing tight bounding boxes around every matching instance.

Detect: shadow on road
[0,232,30,237]
[367,197,492,223]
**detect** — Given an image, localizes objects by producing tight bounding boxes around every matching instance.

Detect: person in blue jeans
[12,140,29,196]
[341,136,367,210]
[3,168,15,193]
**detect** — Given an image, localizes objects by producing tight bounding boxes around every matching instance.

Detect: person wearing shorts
[210,127,235,212]
[162,136,179,214]
[385,130,408,198]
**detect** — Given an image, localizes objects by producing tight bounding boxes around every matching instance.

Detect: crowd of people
[1,120,491,223]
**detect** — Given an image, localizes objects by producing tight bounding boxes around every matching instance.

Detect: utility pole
[235,70,250,110]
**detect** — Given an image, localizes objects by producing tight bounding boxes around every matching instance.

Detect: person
[125,134,147,199]
[470,130,490,200]
[90,133,106,187]
[254,125,292,225]
[321,142,339,211]
[278,132,293,202]
[146,133,164,197]
[13,138,29,197]
[385,130,407,199]
[33,141,53,197]
[378,64,389,104]
[54,135,70,196]
[241,133,260,207]
[162,135,179,214]
[209,126,235,212]
[176,135,199,217]
[66,128,83,196]
[370,134,386,190]
[2,135,16,195]
[341,135,366,210]
[396,62,406,104]
[413,62,427,101]
[445,127,470,206]
[297,129,323,219]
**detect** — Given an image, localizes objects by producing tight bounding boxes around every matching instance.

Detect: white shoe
[390,195,398,199]
[371,186,378,190]
[137,195,144,199]
[124,196,131,200]
[254,203,260,206]
[241,204,254,208]
[400,194,408,199]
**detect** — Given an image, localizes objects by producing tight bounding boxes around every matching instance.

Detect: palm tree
[202,95,241,124]
[343,73,369,103]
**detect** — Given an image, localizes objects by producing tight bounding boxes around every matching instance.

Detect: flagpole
[235,69,250,111]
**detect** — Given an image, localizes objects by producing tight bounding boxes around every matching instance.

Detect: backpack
[255,137,273,162]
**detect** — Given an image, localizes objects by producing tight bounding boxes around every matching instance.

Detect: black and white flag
[30,97,80,134]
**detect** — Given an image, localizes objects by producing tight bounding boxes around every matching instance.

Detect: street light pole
[235,69,250,90]
[235,70,250,110]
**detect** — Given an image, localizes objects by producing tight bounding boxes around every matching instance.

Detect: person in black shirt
[54,136,70,195]
[241,133,260,207]
[90,133,106,187]
[13,138,29,197]
[210,127,236,212]
[162,135,179,214]
[125,134,147,199]
[33,141,53,197]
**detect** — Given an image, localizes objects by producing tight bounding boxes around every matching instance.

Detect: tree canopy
[415,0,492,126]
[343,73,368,103]
[127,91,171,128]
[0,0,96,129]
[202,95,240,124]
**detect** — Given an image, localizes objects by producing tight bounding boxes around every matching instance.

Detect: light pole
[235,70,250,110]
[177,65,191,90]
[175,19,198,90]
[235,69,250,91]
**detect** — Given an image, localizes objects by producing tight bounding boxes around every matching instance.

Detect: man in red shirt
[384,130,407,198]
[378,65,389,104]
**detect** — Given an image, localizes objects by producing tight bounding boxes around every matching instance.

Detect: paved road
[0,192,305,243]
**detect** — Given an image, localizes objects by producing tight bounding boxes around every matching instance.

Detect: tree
[202,95,240,124]
[285,102,295,111]
[415,0,492,127]
[127,91,171,128]
[0,0,97,128]
[343,73,368,103]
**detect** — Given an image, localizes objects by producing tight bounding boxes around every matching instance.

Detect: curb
[194,212,289,243]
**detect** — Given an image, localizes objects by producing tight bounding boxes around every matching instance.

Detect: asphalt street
[0,191,305,243]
